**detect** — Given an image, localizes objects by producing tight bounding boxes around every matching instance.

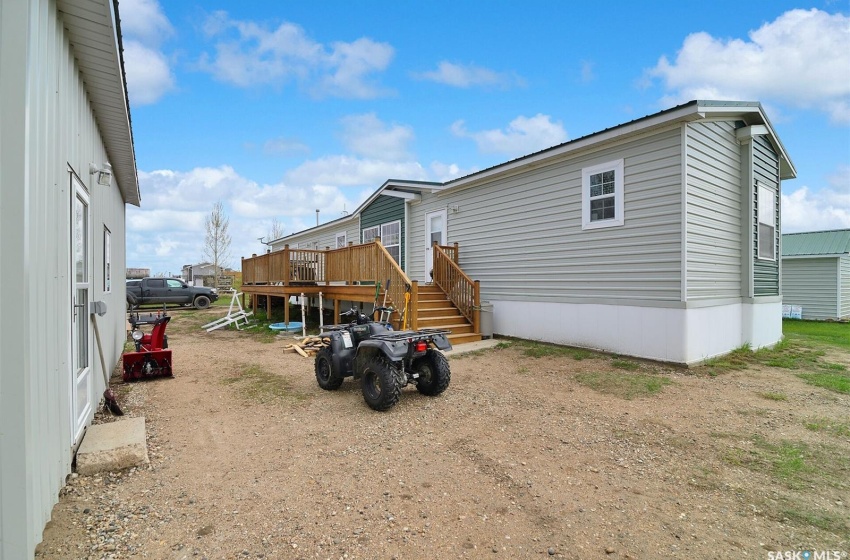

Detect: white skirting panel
[491,300,782,365]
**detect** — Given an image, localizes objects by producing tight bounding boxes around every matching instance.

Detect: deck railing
[242,240,418,328]
[432,242,480,334]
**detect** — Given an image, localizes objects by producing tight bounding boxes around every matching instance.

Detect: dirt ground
[36,309,849,559]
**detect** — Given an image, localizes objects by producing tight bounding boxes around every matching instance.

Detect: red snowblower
[123,309,173,381]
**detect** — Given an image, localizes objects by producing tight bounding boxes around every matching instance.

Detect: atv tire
[193,295,211,309]
[413,349,451,396]
[361,356,401,411]
[315,347,344,390]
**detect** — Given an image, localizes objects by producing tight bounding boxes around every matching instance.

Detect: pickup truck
[127,278,219,310]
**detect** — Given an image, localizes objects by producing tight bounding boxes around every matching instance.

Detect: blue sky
[122,0,850,275]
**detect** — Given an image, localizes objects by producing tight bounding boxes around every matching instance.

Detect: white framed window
[581,159,624,230]
[103,227,111,293]
[335,231,347,249]
[362,225,379,243]
[757,185,776,260]
[381,220,401,263]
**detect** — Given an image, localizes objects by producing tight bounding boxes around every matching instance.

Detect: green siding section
[782,258,839,320]
[753,135,780,296]
[361,195,405,269]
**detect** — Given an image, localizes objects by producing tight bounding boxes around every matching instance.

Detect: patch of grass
[517,341,595,360]
[796,372,850,394]
[757,391,787,401]
[698,344,752,376]
[783,319,850,350]
[221,364,304,404]
[611,359,640,371]
[494,342,512,350]
[780,507,850,536]
[723,434,849,490]
[574,371,672,400]
[804,417,850,438]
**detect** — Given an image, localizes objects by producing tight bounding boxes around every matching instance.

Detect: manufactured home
[781,229,850,320]
[244,100,795,364]
[0,0,139,557]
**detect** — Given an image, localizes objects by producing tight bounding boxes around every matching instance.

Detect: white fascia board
[381,190,421,202]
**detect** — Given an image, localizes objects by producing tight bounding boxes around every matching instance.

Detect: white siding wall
[841,256,850,319]
[685,121,743,299]
[269,218,359,253]
[0,1,128,556]
[409,126,683,304]
[781,258,839,320]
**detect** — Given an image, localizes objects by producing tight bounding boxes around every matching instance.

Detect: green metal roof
[782,229,850,256]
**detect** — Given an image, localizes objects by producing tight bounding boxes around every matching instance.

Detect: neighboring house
[781,229,850,320]
[0,1,139,557]
[182,262,235,288]
[267,101,794,364]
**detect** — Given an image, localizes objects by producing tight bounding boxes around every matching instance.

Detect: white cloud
[119,0,175,105]
[782,179,850,234]
[285,156,427,188]
[129,165,370,274]
[429,161,477,183]
[451,114,568,157]
[118,0,173,45]
[580,61,595,84]
[648,9,850,123]
[123,41,175,105]
[339,113,414,161]
[414,61,523,89]
[199,13,394,98]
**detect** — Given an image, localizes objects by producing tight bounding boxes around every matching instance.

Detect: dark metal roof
[782,229,850,256]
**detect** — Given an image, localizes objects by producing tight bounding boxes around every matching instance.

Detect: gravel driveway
[36,310,850,559]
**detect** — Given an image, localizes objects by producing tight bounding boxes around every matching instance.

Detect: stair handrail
[373,239,414,328]
[432,242,479,333]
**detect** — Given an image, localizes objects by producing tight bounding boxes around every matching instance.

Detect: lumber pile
[283,336,330,358]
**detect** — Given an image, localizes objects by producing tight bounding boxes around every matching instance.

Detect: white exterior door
[424,209,447,282]
[71,175,93,444]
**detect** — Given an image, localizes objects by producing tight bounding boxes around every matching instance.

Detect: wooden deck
[241,240,482,344]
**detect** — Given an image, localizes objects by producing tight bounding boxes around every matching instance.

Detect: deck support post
[283,244,290,287]
[334,298,340,324]
[266,295,271,321]
[284,296,290,324]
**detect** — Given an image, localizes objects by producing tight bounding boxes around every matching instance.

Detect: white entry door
[424,209,447,282]
[71,174,93,445]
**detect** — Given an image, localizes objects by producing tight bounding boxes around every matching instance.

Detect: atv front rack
[368,329,451,342]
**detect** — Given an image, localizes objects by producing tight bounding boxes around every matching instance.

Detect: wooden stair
[415,284,481,345]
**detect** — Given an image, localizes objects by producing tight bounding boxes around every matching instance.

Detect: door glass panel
[75,290,89,371]
[429,214,443,245]
[74,194,88,282]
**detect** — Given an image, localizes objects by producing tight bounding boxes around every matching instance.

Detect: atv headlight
[132,330,144,341]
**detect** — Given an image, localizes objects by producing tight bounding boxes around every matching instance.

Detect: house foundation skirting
[491,300,782,365]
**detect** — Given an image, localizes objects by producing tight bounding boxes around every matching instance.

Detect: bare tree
[268,218,284,243]
[204,200,232,289]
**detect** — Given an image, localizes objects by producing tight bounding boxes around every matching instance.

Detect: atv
[314,306,452,411]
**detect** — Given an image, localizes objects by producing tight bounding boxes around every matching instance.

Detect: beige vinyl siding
[409,127,683,303]
[781,258,838,320]
[1,1,130,556]
[840,256,850,318]
[685,122,742,299]
[753,135,780,296]
[270,218,359,253]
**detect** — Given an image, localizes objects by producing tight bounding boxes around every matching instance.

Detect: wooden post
[266,295,272,321]
[347,241,353,285]
[283,244,290,286]
[252,292,257,315]
[334,298,340,325]
[473,280,481,335]
[410,280,419,330]
[284,294,290,324]
[325,247,331,285]
[453,242,459,264]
